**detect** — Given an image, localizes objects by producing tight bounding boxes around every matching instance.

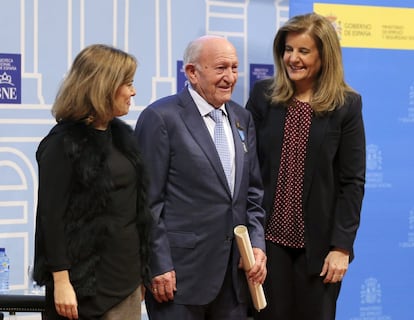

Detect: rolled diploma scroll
[234,225,267,311]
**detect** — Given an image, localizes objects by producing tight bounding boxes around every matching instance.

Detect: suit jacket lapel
[303,115,329,202]
[267,105,286,204]
[178,90,231,195]
[226,103,244,200]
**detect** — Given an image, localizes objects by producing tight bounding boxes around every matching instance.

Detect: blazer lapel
[266,105,286,202]
[226,104,244,200]
[178,90,231,194]
[303,115,330,202]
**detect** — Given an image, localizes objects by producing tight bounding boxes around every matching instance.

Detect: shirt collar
[187,84,227,117]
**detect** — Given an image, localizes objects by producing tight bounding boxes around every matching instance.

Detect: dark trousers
[145,265,247,320]
[255,241,341,320]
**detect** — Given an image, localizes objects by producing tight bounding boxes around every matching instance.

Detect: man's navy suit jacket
[134,87,266,305]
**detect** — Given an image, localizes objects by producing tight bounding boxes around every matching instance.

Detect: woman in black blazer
[246,13,366,320]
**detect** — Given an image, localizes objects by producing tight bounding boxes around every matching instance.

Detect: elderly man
[134,35,267,320]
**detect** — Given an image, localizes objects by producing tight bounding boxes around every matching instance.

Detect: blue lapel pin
[236,121,247,153]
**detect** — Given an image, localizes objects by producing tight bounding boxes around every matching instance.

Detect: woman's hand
[53,270,79,319]
[320,248,350,284]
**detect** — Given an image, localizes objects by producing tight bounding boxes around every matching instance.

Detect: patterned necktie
[210,109,232,190]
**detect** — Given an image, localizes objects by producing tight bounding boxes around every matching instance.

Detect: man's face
[189,39,239,108]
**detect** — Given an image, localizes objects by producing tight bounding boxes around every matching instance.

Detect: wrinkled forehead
[199,39,238,64]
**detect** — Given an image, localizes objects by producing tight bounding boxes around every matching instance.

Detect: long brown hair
[52,44,137,125]
[270,13,354,113]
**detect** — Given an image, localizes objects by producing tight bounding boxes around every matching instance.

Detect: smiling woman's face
[112,82,136,117]
[283,31,321,89]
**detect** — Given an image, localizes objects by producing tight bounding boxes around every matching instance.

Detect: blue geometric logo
[0,53,21,104]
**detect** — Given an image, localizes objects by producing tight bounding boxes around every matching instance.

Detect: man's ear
[185,64,197,82]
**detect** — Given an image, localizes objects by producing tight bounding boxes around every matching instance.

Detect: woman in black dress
[33,44,151,320]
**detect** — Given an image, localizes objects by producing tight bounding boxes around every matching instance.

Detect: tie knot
[210,109,224,123]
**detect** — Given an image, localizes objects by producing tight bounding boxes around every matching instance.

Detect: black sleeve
[36,133,73,272]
